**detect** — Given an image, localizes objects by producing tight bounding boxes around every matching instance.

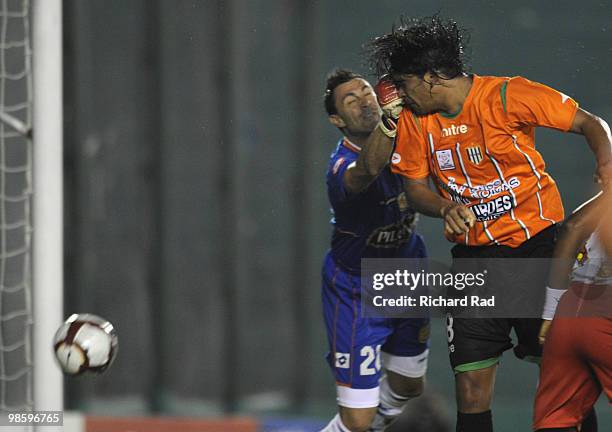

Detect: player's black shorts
[447,224,558,372]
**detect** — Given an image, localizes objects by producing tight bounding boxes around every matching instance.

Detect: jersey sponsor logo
[450,194,471,205]
[438,178,470,204]
[441,124,468,137]
[560,92,570,104]
[366,215,415,248]
[332,157,346,175]
[436,149,455,170]
[391,152,401,164]
[446,176,520,200]
[466,146,483,165]
[470,194,514,221]
[335,352,350,369]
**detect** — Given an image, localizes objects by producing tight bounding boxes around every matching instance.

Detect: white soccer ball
[53,313,118,375]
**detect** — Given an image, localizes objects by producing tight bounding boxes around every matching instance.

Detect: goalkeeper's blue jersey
[326,138,425,274]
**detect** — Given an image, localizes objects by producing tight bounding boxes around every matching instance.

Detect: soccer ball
[53,313,118,375]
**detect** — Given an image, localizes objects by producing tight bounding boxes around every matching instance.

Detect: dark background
[61,0,611,428]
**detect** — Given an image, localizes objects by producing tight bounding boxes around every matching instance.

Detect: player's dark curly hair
[324,68,363,116]
[367,14,469,79]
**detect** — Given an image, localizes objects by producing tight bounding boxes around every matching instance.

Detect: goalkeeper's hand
[538,319,552,345]
[374,75,403,138]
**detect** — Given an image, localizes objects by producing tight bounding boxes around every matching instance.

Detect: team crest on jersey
[335,352,350,369]
[466,146,483,165]
[435,149,455,170]
[367,216,415,248]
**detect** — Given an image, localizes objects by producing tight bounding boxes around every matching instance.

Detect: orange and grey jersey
[392,75,578,247]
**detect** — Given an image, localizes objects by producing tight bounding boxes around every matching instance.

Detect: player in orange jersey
[366,14,612,432]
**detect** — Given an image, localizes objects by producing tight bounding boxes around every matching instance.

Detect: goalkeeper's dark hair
[324,68,363,116]
[367,14,469,80]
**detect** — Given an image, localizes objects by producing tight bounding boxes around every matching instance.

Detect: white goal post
[32,0,63,424]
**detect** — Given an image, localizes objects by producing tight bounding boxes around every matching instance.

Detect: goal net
[0,0,34,413]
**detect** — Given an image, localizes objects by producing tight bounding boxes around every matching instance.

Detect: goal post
[0,0,63,428]
[32,0,63,421]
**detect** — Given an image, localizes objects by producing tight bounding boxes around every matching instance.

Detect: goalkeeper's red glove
[374,75,403,138]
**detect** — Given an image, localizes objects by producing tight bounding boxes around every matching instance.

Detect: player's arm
[403,177,475,235]
[539,191,606,343]
[343,77,402,194]
[343,125,394,194]
[569,108,612,185]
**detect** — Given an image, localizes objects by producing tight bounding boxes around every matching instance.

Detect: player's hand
[441,202,475,235]
[595,158,612,187]
[374,75,403,119]
[538,319,552,345]
[374,75,403,138]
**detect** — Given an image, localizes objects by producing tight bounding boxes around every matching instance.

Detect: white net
[0,0,33,412]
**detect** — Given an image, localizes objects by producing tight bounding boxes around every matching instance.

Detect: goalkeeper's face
[330,78,382,136]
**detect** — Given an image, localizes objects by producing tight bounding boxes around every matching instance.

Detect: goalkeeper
[320,69,429,432]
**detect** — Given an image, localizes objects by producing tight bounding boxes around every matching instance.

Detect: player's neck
[343,131,369,150]
[440,74,473,116]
